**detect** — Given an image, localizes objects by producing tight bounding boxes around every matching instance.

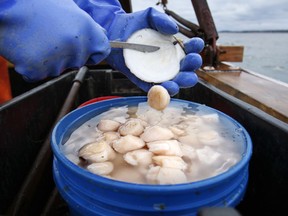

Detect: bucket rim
[51,96,252,193]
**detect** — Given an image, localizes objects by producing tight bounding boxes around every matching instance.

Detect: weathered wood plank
[197,63,288,123]
[218,46,244,62]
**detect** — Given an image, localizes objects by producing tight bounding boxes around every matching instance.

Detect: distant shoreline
[219,30,288,33]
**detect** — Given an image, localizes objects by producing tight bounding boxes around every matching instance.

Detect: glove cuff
[74,0,126,31]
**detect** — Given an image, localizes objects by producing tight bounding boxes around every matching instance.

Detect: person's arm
[0,0,110,81]
[74,0,204,96]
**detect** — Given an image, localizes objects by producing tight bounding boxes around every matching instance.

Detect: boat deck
[197,63,288,124]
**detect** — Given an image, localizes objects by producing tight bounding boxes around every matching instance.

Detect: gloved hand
[169,37,204,94]
[0,0,110,81]
[75,0,204,96]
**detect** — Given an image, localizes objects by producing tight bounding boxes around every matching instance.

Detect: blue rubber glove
[75,0,204,96]
[0,0,110,81]
[171,37,204,90]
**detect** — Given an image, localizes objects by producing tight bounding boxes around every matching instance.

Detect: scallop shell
[123,28,185,83]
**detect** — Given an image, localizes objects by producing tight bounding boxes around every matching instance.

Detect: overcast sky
[131,0,288,31]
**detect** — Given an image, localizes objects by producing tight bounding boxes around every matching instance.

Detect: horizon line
[219,29,288,33]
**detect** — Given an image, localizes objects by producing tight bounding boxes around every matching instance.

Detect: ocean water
[217,33,288,84]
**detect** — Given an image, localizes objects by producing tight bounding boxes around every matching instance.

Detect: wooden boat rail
[197,63,288,124]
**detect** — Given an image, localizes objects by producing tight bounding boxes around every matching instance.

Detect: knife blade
[110,41,160,53]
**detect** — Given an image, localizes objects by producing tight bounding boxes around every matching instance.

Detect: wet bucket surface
[51,96,252,216]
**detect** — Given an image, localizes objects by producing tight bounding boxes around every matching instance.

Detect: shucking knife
[110,41,160,53]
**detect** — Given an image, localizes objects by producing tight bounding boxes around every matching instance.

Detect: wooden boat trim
[197,62,288,123]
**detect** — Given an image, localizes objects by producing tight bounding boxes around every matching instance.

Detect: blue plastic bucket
[51,96,252,216]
